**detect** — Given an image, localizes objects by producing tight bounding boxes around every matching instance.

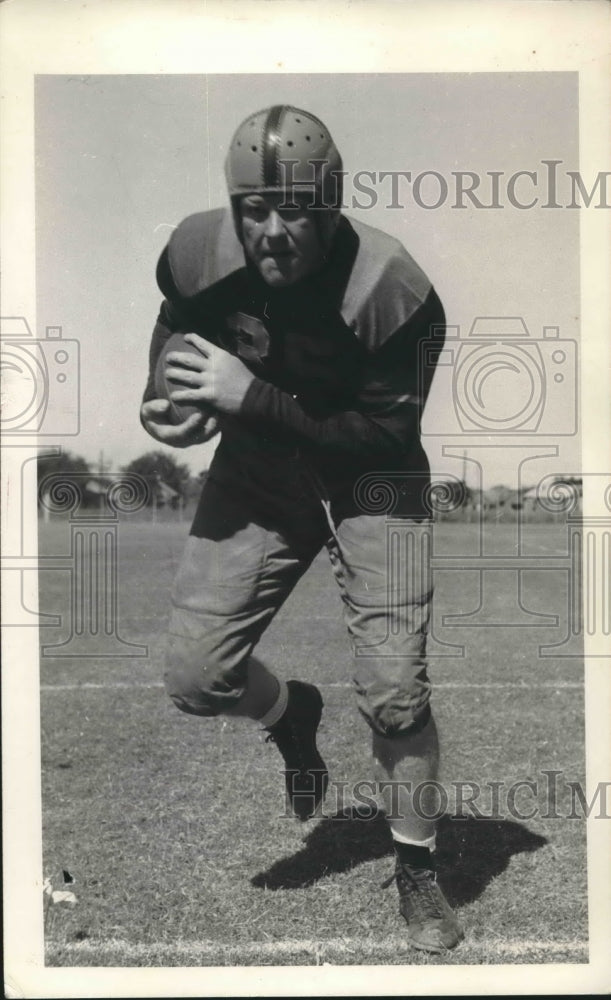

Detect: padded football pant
[164,473,434,739]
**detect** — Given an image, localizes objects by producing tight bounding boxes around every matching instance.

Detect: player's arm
[140,255,219,448]
[168,287,445,459]
[236,287,446,461]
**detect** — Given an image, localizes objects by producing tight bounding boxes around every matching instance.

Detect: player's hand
[165,334,255,415]
[140,399,220,448]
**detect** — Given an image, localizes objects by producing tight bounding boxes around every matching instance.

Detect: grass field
[38,516,588,967]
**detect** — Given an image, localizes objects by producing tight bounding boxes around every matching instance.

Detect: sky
[34,72,580,490]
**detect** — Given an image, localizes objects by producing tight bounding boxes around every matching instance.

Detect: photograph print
[2,9,610,991]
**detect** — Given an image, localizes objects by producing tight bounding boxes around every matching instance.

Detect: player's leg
[371,707,439,849]
[328,512,463,951]
[222,655,287,723]
[164,474,328,818]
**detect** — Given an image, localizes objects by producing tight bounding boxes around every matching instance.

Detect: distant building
[38,473,181,514]
[430,477,583,523]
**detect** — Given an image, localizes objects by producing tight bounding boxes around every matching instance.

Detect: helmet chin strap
[315,208,341,252]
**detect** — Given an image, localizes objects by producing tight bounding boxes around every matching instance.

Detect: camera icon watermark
[0,316,80,435]
[420,317,578,437]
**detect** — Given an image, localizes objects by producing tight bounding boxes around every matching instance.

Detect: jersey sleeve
[142,235,248,406]
[238,286,446,461]
[141,246,200,405]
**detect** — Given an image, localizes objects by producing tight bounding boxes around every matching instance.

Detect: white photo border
[1,1,610,996]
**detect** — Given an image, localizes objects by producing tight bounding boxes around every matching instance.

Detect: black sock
[393,841,435,871]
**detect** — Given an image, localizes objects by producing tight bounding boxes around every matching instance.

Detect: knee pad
[355,675,432,739]
[163,632,247,717]
[164,681,221,718]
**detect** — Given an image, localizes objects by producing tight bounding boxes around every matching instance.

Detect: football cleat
[389,861,464,953]
[265,680,328,821]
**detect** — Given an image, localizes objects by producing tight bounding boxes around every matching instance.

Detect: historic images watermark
[351,472,610,658]
[275,160,611,211]
[277,771,611,823]
[1,314,150,656]
[3,309,608,659]
[0,316,80,437]
[35,472,151,658]
[350,311,610,659]
[418,316,577,438]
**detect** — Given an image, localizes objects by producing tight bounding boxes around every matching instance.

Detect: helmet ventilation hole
[225,107,343,229]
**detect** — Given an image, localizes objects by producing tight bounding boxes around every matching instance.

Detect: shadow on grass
[251,808,547,906]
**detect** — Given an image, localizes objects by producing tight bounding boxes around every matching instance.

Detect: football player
[141,105,463,952]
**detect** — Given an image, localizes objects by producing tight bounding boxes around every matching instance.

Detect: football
[154,332,213,426]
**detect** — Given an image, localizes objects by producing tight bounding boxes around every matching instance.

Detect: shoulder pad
[164,208,245,299]
[340,216,433,350]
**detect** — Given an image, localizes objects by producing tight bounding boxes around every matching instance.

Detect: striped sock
[257,679,289,729]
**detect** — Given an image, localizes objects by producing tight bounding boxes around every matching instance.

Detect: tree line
[37,450,203,508]
[37,452,583,520]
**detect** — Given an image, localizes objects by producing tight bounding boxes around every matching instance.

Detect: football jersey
[143,207,445,518]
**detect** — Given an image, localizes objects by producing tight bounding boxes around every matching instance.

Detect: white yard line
[45,935,587,962]
[40,680,584,692]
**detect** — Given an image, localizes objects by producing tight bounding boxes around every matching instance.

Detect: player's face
[239,193,325,287]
